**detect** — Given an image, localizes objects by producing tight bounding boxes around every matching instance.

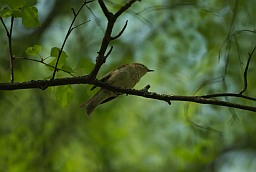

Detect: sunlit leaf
[55,85,73,106]
[12,9,22,17]
[0,7,11,18]
[21,6,40,28]
[25,0,37,6]
[0,7,22,18]
[50,47,68,59]
[6,0,26,9]
[25,44,41,56]
[79,58,94,74]
[50,47,60,57]
[61,65,74,73]
[48,47,68,71]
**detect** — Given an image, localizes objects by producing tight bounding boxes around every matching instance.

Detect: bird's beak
[147,69,154,72]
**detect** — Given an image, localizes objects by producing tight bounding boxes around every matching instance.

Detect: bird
[80,63,153,115]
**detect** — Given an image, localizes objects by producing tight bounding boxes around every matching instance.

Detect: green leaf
[25,44,41,56]
[24,0,37,7]
[0,1,4,8]
[6,0,26,9]
[61,65,74,73]
[21,6,40,28]
[12,9,22,17]
[48,47,68,71]
[50,47,68,63]
[0,7,22,18]
[79,58,94,74]
[0,7,12,18]
[0,0,38,18]
[50,47,61,58]
[55,86,73,106]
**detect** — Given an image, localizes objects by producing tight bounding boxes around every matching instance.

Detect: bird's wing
[90,71,112,91]
[100,96,117,104]
[90,64,126,91]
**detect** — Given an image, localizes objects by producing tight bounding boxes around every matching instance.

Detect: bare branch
[201,93,256,101]
[111,20,128,40]
[86,4,104,32]
[51,0,92,81]
[114,0,139,18]
[0,78,255,112]
[72,20,91,30]
[98,0,111,19]
[9,17,15,83]
[0,17,10,35]
[1,17,15,82]
[105,46,113,59]
[231,29,256,37]
[89,0,140,79]
[239,46,255,94]
[15,57,75,76]
[71,8,76,16]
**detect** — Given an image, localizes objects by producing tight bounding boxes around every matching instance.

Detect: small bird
[80,63,153,115]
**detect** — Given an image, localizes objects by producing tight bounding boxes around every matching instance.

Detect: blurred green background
[0,0,256,171]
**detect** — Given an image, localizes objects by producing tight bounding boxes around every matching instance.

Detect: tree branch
[114,0,139,18]
[51,0,92,81]
[89,0,139,79]
[239,45,255,94]
[201,93,256,101]
[98,0,111,19]
[0,78,255,112]
[15,57,75,76]
[111,20,128,40]
[1,16,15,83]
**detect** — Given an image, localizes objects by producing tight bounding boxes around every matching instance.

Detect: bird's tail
[80,97,98,115]
[80,90,113,115]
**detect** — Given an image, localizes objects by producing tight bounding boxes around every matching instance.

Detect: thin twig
[188,119,223,136]
[1,17,15,82]
[201,93,256,101]
[16,57,75,76]
[0,17,10,34]
[105,46,113,59]
[51,0,92,81]
[111,20,128,40]
[85,4,104,32]
[231,29,256,37]
[114,0,139,18]
[9,17,15,83]
[72,20,91,30]
[239,46,256,94]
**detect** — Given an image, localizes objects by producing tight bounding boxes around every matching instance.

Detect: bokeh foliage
[0,0,256,171]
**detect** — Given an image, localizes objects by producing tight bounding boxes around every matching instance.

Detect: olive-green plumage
[80,63,153,115]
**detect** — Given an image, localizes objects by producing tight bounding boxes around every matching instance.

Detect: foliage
[0,0,40,27]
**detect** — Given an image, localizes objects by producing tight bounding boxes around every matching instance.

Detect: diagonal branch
[98,0,111,19]
[89,0,140,79]
[51,0,92,81]
[114,0,139,18]
[239,45,255,94]
[111,20,128,40]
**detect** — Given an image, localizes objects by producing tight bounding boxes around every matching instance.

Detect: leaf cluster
[0,0,40,28]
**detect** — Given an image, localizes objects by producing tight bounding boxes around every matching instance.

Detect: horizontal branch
[0,76,89,90]
[0,76,255,112]
[201,93,256,101]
